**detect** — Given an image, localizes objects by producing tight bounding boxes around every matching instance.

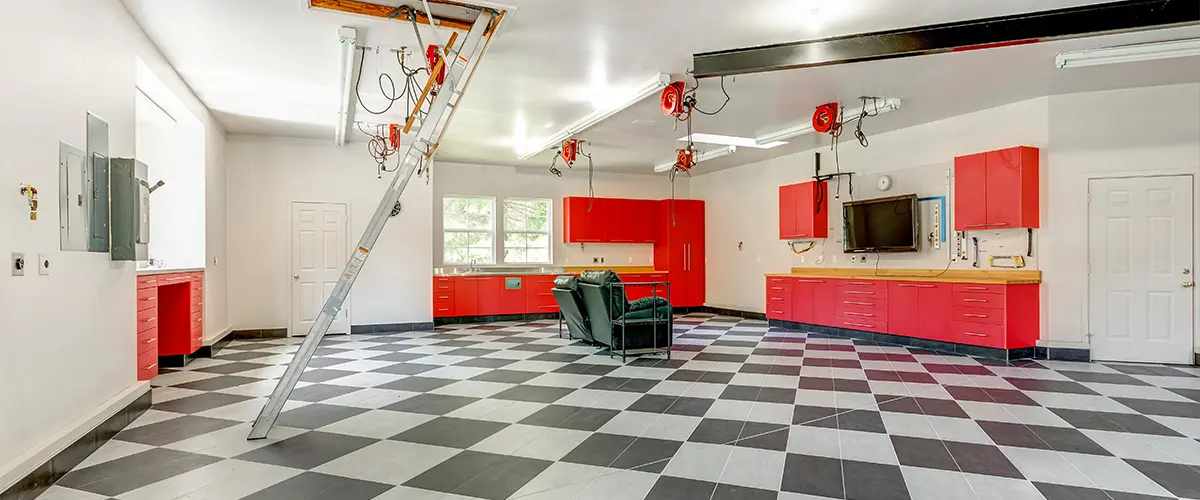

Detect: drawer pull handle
[846,281,873,286]
[770,287,785,291]
[844,311,874,317]
[845,291,874,295]
[143,338,156,344]
[844,301,872,306]
[964,298,988,303]
[795,279,825,283]
[963,332,988,338]
[771,297,784,301]
[964,313,987,318]
[844,321,873,328]
[143,317,156,323]
[964,287,988,291]
[144,279,157,284]
[898,284,935,288]
[143,363,158,370]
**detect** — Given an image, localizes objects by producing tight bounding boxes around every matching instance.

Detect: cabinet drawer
[137,276,162,289]
[837,306,888,322]
[434,292,455,303]
[954,292,1004,310]
[532,303,560,313]
[767,277,793,287]
[953,283,1005,295]
[952,322,1005,348]
[137,328,158,353]
[136,308,158,333]
[952,307,1004,326]
[161,274,192,285]
[838,317,888,333]
[434,305,456,317]
[137,346,159,376]
[191,311,203,330]
[767,307,790,320]
[530,291,557,307]
[137,288,158,311]
[836,296,887,310]
[839,280,887,291]
[766,293,792,307]
[766,281,792,295]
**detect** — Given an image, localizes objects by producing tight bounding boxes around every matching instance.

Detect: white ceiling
[122,0,1200,174]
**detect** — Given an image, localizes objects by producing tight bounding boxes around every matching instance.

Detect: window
[502,198,552,264]
[443,196,495,264]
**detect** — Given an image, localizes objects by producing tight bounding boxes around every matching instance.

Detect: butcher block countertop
[766,268,1041,285]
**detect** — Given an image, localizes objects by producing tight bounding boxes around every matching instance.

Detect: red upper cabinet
[955,147,1040,231]
[779,181,829,239]
[564,197,659,244]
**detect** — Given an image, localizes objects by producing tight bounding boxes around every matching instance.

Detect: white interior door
[1089,176,1194,364]
[291,202,350,336]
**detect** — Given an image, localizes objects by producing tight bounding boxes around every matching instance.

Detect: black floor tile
[191,362,270,375]
[689,418,744,445]
[56,448,222,496]
[377,376,458,393]
[368,352,431,363]
[530,352,587,363]
[519,405,620,431]
[584,376,660,393]
[382,394,480,415]
[1059,371,1150,386]
[1113,397,1200,418]
[794,405,839,427]
[1126,459,1200,498]
[491,385,575,403]
[719,385,762,402]
[692,352,750,363]
[1105,364,1197,378]
[289,384,363,402]
[298,369,357,383]
[471,369,544,384]
[234,431,377,469]
[554,363,619,376]
[645,475,717,500]
[240,472,393,500]
[456,357,518,369]
[405,450,551,500]
[169,375,260,391]
[978,421,1110,455]
[275,403,368,429]
[946,385,1039,406]
[1049,408,1185,436]
[736,421,789,452]
[612,437,683,473]
[942,440,1023,479]
[151,393,253,414]
[842,459,911,500]
[712,483,778,500]
[390,417,508,448]
[114,415,240,446]
[561,433,638,467]
[1033,481,1174,500]
[891,435,958,472]
[666,370,735,384]
[371,362,440,375]
[782,453,844,498]
[1004,377,1100,395]
[839,410,887,433]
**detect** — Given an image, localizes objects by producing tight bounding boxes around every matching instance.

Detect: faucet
[468,258,478,274]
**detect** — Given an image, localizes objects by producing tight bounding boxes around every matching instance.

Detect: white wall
[693,98,1050,312]
[136,95,207,269]
[1043,83,1200,348]
[432,162,689,268]
[226,135,433,330]
[0,0,226,488]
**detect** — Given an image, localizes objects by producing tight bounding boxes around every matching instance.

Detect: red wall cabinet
[779,181,829,240]
[954,146,1040,231]
[563,197,661,244]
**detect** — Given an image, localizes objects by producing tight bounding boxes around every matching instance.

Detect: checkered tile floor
[43,314,1200,499]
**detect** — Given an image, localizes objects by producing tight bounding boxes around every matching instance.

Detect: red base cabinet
[135,271,204,381]
[768,275,1039,351]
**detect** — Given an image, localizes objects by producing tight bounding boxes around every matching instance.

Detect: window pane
[444,247,468,264]
[503,248,526,263]
[531,234,549,247]
[528,215,548,232]
[445,232,469,247]
[468,232,492,247]
[527,249,549,263]
[468,248,493,263]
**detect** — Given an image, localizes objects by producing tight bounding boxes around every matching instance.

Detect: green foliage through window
[503,199,552,264]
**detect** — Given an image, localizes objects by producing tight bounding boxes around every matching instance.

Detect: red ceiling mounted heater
[812,102,840,134]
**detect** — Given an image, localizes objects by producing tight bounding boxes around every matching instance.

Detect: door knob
[1184,281,1195,288]
[293,274,300,280]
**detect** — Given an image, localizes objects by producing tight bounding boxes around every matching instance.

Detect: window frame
[501,197,553,265]
[441,195,497,265]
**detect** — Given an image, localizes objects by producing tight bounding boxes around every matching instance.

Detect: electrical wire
[689,75,731,116]
[853,97,882,148]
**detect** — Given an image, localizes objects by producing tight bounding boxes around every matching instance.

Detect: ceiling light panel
[1056,38,1200,69]
[677,133,787,149]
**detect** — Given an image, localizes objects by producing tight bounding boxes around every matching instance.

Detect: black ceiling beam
[692,0,1200,78]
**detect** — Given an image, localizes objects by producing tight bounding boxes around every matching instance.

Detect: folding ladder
[249,7,504,440]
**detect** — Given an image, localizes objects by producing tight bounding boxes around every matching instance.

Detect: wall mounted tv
[843,194,919,253]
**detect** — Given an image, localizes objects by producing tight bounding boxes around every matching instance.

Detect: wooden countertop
[765,267,1041,285]
[137,267,205,276]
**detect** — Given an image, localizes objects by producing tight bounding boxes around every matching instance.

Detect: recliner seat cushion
[627,296,669,312]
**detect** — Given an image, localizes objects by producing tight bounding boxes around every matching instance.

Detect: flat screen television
[843,194,919,253]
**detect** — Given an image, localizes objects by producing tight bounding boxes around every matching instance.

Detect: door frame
[1085,173,1197,362]
[288,200,352,337]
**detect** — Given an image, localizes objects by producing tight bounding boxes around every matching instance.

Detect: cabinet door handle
[844,301,873,306]
[898,283,935,288]
[144,279,158,284]
[965,223,1010,229]
[964,286,988,290]
[963,332,988,338]
[795,279,825,283]
[964,313,988,318]
[845,291,874,295]
[844,311,875,317]
[845,281,874,286]
[964,298,988,303]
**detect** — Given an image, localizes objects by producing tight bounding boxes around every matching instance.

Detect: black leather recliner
[551,275,593,342]
[576,270,672,358]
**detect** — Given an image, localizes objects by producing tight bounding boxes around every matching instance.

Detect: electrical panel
[87,112,111,252]
[58,141,88,251]
[110,158,150,261]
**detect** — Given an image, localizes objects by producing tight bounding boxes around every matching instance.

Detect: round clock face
[877,175,893,191]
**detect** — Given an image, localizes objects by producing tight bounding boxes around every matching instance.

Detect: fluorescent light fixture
[754,97,901,145]
[518,73,671,160]
[334,27,358,146]
[677,133,787,149]
[1056,38,1200,69]
[654,145,737,173]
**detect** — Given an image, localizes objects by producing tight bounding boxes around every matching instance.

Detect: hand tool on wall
[972,237,980,268]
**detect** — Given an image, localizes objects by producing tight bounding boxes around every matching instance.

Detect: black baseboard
[232,328,288,339]
[435,313,560,326]
[699,306,767,321]
[193,334,234,359]
[768,319,1033,361]
[351,322,436,334]
[1035,346,1092,362]
[1,390,151,500]
[158,353,200,369]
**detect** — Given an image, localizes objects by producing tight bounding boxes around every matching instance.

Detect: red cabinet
[888,282,954,344]
[434,277,456,318]
[790,278,838,324]
[525,275,560,314]
[954,146,1040,231]
[563,197,660,244]
[476,277,501,316]
[135,271,204,380]
[499,277,526,315]
[766,277,792,321]
[656,199,705,307]
[779,181,829,240]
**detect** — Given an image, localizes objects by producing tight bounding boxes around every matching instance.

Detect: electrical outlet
[600,257,605,264]
[816,255,825,265]
[592,257,599,264]
[38,254,49,275]
[832,255,838,264]
[12,253,25,276]
[627,257,633,264]
[800,256,805,264]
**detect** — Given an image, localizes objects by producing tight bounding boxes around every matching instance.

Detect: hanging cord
[548,151,563,177]
[582,148,595,211]
[788,241,816,254]
[853,96,882,148]
[354,47,428,119]
[358,123,399,178]
[686,75,731,116]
